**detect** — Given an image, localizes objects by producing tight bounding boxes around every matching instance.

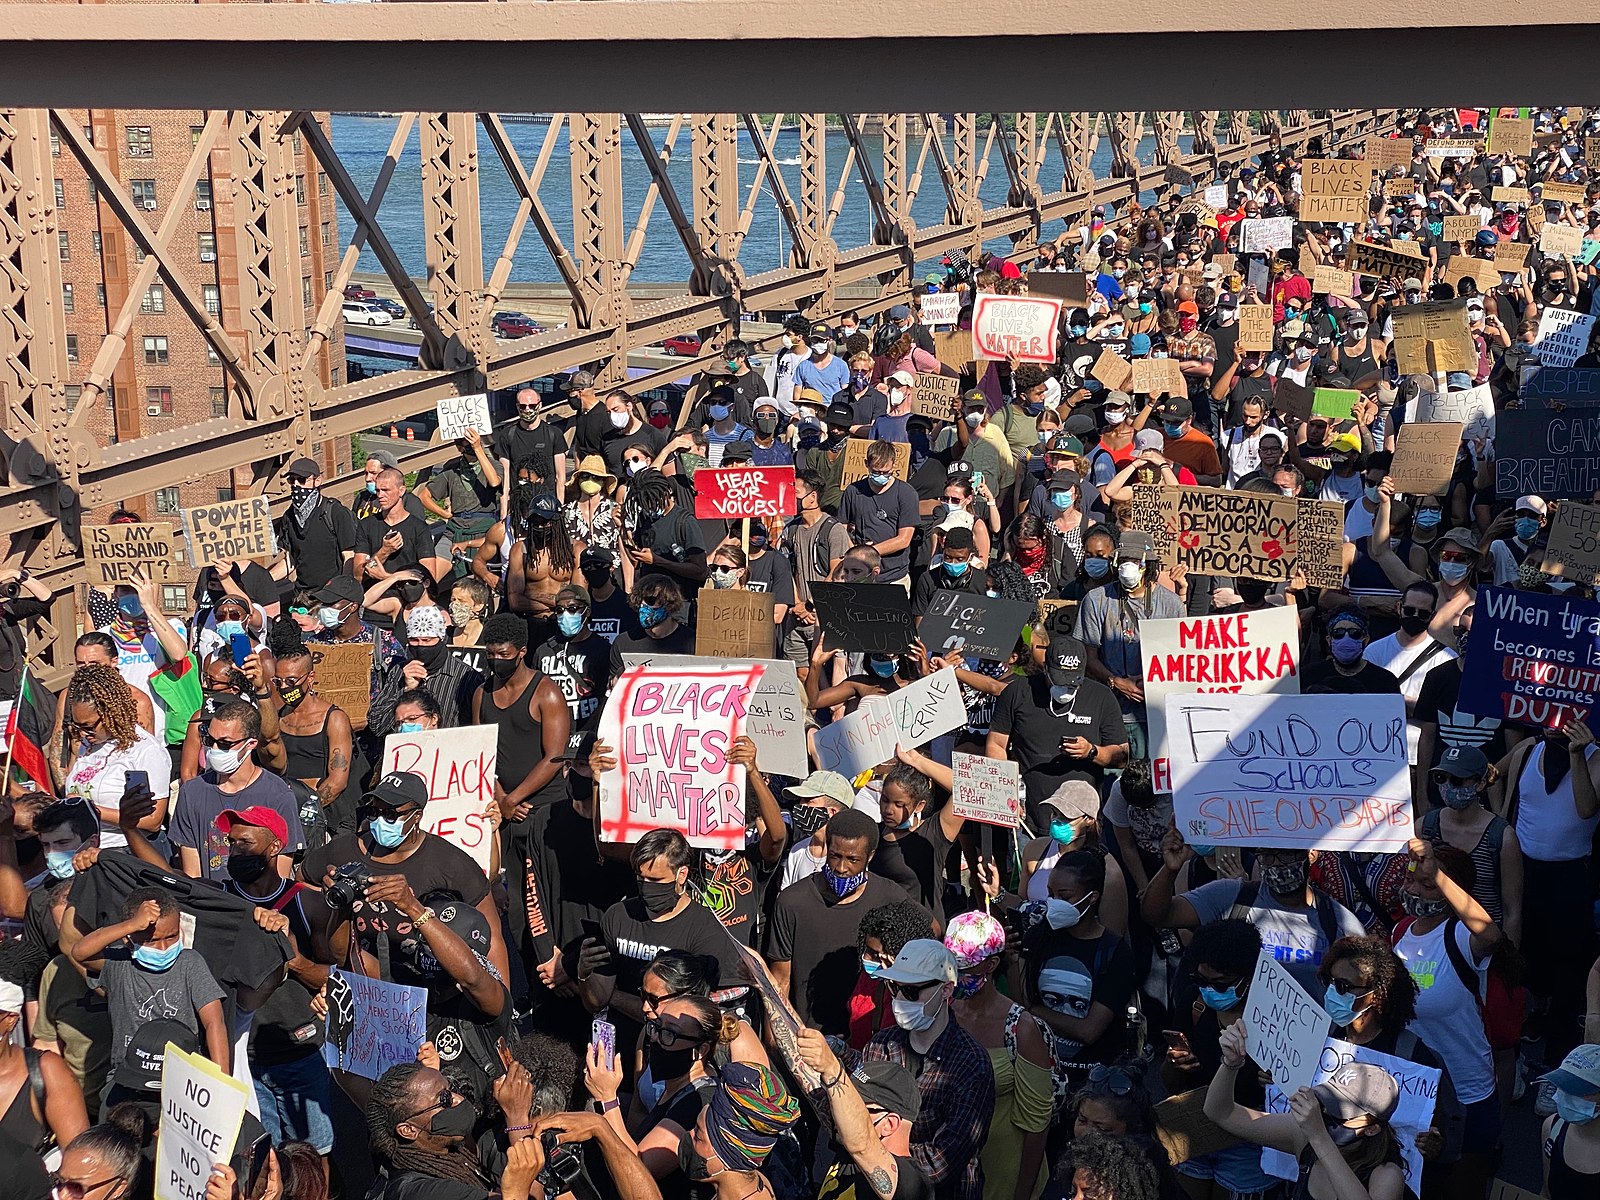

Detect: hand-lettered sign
[693,466,797,521]
[382,725,497,874]
[970,293,1063,364]
[155,1044,250,1200]
[1458,586,1600,728]
[1243,950,1331,1094]
[182,496,277,569]
[435,392,493,441]
[85,522,181,585]
[951,751,1023,826]
[321,968,427,1082]
[810,581,916,655]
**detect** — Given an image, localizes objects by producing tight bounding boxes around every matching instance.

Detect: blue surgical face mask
[1050,490,1073,510]
[1083,556,1112,580]
[708,404,731,421]
[1515,516,1540,542]
[1049,820,1076,846]
[132,942,183,972]
[45,849,77,880]
[397,721,424,734]
[1414,508,1443,530]
[1199,985,1242,1012]
[317,605,343,630]
[868,472,893,489]
[1322,983,1370,1028]
[1138,301,1153,315]
[1106,324,1124,337]
[1191,843,1217,857]
[868,657,898,678]
[365,480,378,495]
[1070,324,1089,337]
[943,559,970,577]
[1163,422,1185,439]
[862,958,886,979]
[557,611,585,638]
[1438,561,1471,585]
[850,370,871,390]
[370,815,410,848]
[639,604,668,630]
[1364,484,1383,503]
[1555,1090,1600,1125]
[215,619,245,642]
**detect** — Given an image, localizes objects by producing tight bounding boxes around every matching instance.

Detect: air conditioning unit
[199,251,215,262]
[195,200,212,211]
[145,404,160,416]
[142,200,157,210]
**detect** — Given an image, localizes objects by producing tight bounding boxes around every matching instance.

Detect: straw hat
[573,454,617,494]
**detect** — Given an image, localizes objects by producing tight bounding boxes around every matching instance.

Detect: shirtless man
[506,492,579,646]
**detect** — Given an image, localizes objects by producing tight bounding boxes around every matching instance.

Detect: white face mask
[608,410,630,429]
[810,341,830,356]
[205,740,252,776]
[888,388,905,406]
[1104,410,1128,427]
[891,991,942,1032]
[1118,561,1144,589]
[1045,892,1097,929]
[781,334,795,349]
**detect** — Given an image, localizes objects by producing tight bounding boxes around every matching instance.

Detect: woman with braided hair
[61,663,170,850]
[367,1062,499,1200]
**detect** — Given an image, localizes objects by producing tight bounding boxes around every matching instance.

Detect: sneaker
[1535,1077,1558,1117]
[1511,1056,1527,1104]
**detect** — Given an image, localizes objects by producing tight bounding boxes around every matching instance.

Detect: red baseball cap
[216,806,288,844]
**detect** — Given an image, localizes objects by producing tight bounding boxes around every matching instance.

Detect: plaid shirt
[861,1017,995,1200]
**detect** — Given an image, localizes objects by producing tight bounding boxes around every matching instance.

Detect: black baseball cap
[115,1020,200,1092]
[287,456,321,480]
[1047,635,1088,690]
[849,1060,922,1121]
[363,771,428,811]
[314,575,363,607]
[825,402,856,428]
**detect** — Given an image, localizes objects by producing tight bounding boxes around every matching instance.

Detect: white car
[342,301,393,326]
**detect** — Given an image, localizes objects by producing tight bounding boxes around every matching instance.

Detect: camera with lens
[537,1130,600,1200]
[326,862,373,911]
[0,579,19,601]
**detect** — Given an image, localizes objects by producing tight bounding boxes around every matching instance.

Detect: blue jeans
[253,1051,335,1153]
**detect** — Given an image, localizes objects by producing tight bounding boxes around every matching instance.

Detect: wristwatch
[598,1098,620,1114]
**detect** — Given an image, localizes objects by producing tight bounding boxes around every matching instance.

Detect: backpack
[781,514,842,583]
[1228,881,1344,953]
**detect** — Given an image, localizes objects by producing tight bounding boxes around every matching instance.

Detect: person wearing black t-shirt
[1300,609,1402,696]
[611,573,697,659]
[838,442,921,585]
[493,388,567,513]
[870,759,966,927]
[274,456,357,590]
[580,547,632,644]
[355,467,446,585]
[531,582,618,740]
[621,470,709,593]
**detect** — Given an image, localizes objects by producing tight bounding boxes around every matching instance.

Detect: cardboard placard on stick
[1492,186,1531,205]
[1090,349,1134,391]
[84,522,180,585]
[839,437,911,489]
[1391,421,1464,496]
[1540,181,1586,204]
[693,466,797,521]
[1238,304,1275,351]
[1541,501,1600,586]
[1296,498,1347,588]
[1494,239,1532,269]
[308,641,374,727]
[913,372,962,421]
[1271,378,1314,423]
[933,329,981,372]
[1131,484,1300,583]
[181,496,276,569]
[1442,215,1482,243]
[1022,270,1089,306]
[1443,254,1503,294]
[809,581,916,655]
[1391,300,1475,374]
[694,589,776,660]
[1299,158,1371,222]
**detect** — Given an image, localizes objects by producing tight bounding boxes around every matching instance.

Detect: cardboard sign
[1540,181,1586,204]
[1541,222,1584,258]
[1237,304,1275,351]
[155,1044,250,1200]
[1130,357,1186,397]
[913,372,962,421]
[1442,214,1482,243]
[382,725,497,874]
[1391,421,1464,496]
[1271,378,1314,423]
[1443,253,1503,294]
[597,663,765,849]
[1091,349,1134,391]
[1488,116,1534,158]
[693,465,797,521]
[1542,502,1600,587]
[694,588,776,660]
[920,292,961,326]
[970,293,1062,364]
[933,329,982,372]
[1154,1089,1239,1165]
[1495,406,1600,497]
[435,391,492,441]
[321,968,427,1081]
[182,495,276,569]
[951,751,1022,826]
[1458,586,1600,727]
[1423,138,1477,159]
[1521,366,1600,404]
[1243,950,1331,1094]
[1239,217,1295,254]
[1142,606,1301,794]
[1166,692,1413,851]
[1364,135,1413,171]
[1300,158,1371,222]
[1308,264,1353,296]
[1494,239,1531,269]
[1587,137,1600,169]
[1392,299,1475,374]
[1415,382,1495,440]
[623,653,807,780]
[918,589,1035,661]
[1533,304,1597,369]
[308,640,373,726]
[1204,183,1229,208]
[1210,252,1237,275]
[885,667,968,749]
[1023,271,1089,306]
[1296,498,1347,589]
[813,694,898,779]
[839,437,911,489]
[1312,387,1361,421]
[1492,186,1530,205]
[84,522,181,585]
[1348,238,1425,278]
[809,580,916,654]
[1384,176,1419,199]
[1164,162,1195,187]
[1131,485,1302,583]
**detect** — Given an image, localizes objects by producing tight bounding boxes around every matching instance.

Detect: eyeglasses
[645,1020,706,1050]
[1326,977,1375,998]
[641,985,692,1012]
[1086,1064,1137,1095]
[1400,605,1435,619]
[49,1177,120,1200]
[400,1086,456,1125]
[201,733,250,750]
[882,979,941,1000]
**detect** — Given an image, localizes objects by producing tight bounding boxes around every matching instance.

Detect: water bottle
[1126,1003,1148,1061]
[299,790,321,831]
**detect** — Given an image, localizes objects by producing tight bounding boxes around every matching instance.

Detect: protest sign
[1494,406,1600,498]
[1312,388,1360,421]
[1204,183,1229,208]
[951,751,1023,826]
[1494,239,1531,269]
[597,663,765,849]
[1300,159,1371,222]
[1488,116,1534,158]
[1441,214,1482,243]
[1131,485,1301,584]
[1237,304,1275,351]
[1364,135,1413,171]
[810,580,916,654]
[839,437,911,489]
[1391,421,1464,496]
[1247,257,1270,295]
[182,496,276,569]
[1588,137,1600,170]
[1415,382,1494,439]
[1164,162,1194,188]
[1383,176,1419,199]
[933,329,979,372]
[623,654,807,779]
[695,588,776,660]
[918,589,1035,661]
[1348,238,1425,278]
[920,292,961,326]
[308,641,373,726]
[435,392,492,441]
[1424,138,1477,159]
[1533,305,1596,368]
[1392,299,1475,374]
[970,294,1062,363]
[1090,349,1134,391]
[1458,586,1600,727]
[1492,186,1531,205]
[1153,1089,1239,1165]
[913,372,962,421]
[1166,692,1412,851]
[1521,366,1600,404]
[812,694,898,780]
[1130,357,1186,397]
[1541,222,1584,259]
[886,667,968,749]
[693,465,797,521]
[1443,253,1503,294]
[1143,607,1300,794]
[1210,252,1237,275]
[382,725,497,873]
[1540,180,1586,204]
[84,522,180,585]
[321,968,428,1081]
[1296,498,1347,589]
[1023,271,1089,306]
[1260,1039,1440,1196]
[1239,217,1294,255]
[155,1044,250,1200]
[1243,950,1331,1094]
[1308,264,1354,296]
[1270,378,1313,423]
[1541,502,1600,587]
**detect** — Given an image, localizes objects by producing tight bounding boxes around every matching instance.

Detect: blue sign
[1459,586,1600,727]
[1521,367,1600,404]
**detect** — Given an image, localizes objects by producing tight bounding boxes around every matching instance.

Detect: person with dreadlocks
[61,664,171,852]
[507,491,578,650]
[618,468,708,597]
[367,1061,501,1200]
[473,456,550,596]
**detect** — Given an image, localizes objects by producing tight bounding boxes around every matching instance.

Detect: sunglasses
[882,979,941,1000]
[1400,606,1434,619]
[554,603,589,615]
[645,1020,706,1050]
[1325,977,1375,998]
[200,733,250,750]
[49,1178,119,1200]
[401,1086,457,1125]
[641,985,692,1012]
[1086,1064,1137,1095]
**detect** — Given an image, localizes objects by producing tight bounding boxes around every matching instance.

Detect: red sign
[969,294,1062,364]
[693,465,797,521]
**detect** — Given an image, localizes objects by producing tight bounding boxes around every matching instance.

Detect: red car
[492,311,544,338]
[343,285,376,301]
[662,334,703,356]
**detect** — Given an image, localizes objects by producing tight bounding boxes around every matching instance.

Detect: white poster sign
[886,667,968,749]
[1240,217,1295,255]
[435,392,493,441]
[919,293,961,327]
[970,293,1062,364]
[1243,950,1331,1095]
[622,654,807,780]
[155,1044,250,1200]
[951,752,1022,826]
[813,695,898,781]
[1534,306,1597,370]
[382,725,498,874]
[1416,382,1496,440]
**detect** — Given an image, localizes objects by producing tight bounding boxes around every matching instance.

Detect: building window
[203,285,221,316]
[141,284,166,315]
[143,336,168,365]
[58,231,69,261]
[210,386,227,416]
[197,231,216,261]
[133,246,147,265]
[61,283,73,313]
[321,222,332,248]
[82,125,94,147]
[161,585,188,612]
[293,130,304,155]
[298,226,309,255]
[65,335,78,364]
[295,174,306,204]
[195,180,212,208]
[50,130,59,157]
[65,385,81,410]
[329,367,340,386]
[54,179,64,208]
[319,173,329,198]
[147,386,174,416]
[216,485,235,502]
[87,179,97,203]
[97,284,106,308]
[190,125,203,148]
[126,126,153,158]
[324,271,333,290]
[207,344,220,366]
[91,232,101,254]
[129,179,157,209]
[155,487,180,513]
[302,278,313,307]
